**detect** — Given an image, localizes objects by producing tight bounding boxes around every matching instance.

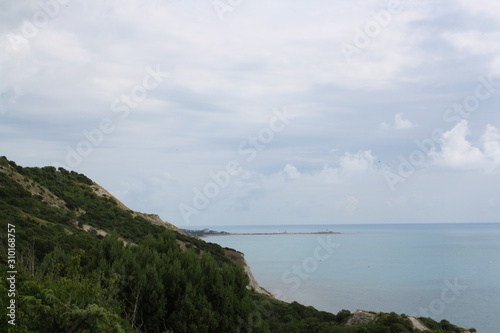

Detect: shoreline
[181,229,341,237]
[208,231,341,236]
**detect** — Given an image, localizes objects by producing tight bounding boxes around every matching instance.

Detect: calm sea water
[203,223,500,333]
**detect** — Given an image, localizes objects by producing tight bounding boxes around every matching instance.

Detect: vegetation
[0,156,473,332]
[180,229,231,237]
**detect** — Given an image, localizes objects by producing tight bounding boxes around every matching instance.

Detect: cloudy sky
[1,0,500,227]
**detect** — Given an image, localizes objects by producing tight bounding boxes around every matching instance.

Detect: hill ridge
[0,156,475,333]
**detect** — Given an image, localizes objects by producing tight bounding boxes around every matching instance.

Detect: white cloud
[2,0,500,225]
[380,113,415,130]
[338,150,376,175]
[492,56,500,76]
[430,120,500,172]
[318,166,341,185]
[482,124,500,169]
[456,0,500,18]
[304,150,377,185]
[443,30,500,56]
[394,113,415,130]
[282,164,301,179]
[210,150,382,224]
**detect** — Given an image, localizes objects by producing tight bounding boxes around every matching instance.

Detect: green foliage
[439,319,461,333]
[418,317,441,330]
[389,323,410,333]
[0,157,473,333]
[337,309,352,324]
[376,312,413,332]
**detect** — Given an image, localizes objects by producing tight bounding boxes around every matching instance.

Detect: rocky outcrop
[224,248,272,296]
[81,223,108,237]
[347,310,377,325]
[90,183,186,234]
[133,212,185,234]
[243,259,272,296]
[347,310,429,331]
[408,316,429,331]
[91,184,131,211]
[347,310,475,332]
[0,163,68,210]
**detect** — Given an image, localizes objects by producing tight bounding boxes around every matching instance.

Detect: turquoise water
[203,223,500,333]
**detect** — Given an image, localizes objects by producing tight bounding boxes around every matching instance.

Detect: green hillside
[0,156,474,333]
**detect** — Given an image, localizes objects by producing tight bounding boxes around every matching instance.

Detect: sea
[201,223,500,333]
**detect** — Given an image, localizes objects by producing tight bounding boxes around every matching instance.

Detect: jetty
[181,229,340,237]
[220,231,340,236]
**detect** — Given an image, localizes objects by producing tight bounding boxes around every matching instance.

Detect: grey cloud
[2,0,500,225]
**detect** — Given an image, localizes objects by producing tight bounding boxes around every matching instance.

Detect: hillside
[0,156,475,333]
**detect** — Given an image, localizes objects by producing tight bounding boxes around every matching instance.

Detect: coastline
[181,228,341,237]
[211,231,340,236]
[204,223,497,333]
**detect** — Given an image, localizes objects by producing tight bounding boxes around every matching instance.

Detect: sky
[1,0,500,227]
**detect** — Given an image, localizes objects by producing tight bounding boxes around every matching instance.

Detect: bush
[337,309,352,324]
[390,323,409,333]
